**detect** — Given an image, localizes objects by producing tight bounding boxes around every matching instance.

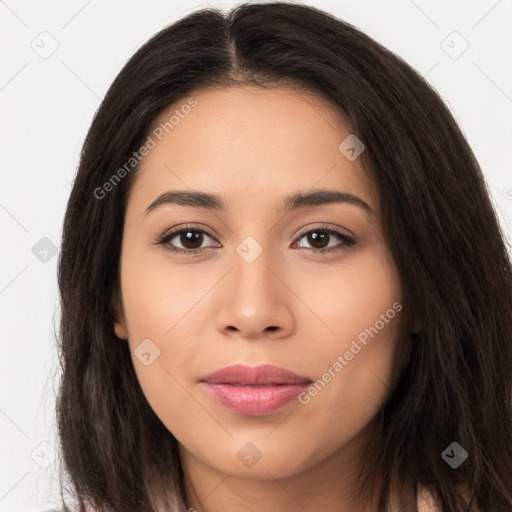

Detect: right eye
[156,224,220,254]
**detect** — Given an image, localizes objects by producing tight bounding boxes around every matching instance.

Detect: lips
[201,363,312,386]
[200,364,313,416]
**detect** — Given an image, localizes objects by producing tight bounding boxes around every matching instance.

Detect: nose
[215,244,295,341]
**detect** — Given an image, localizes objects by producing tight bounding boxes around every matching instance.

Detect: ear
[112,292,129,340]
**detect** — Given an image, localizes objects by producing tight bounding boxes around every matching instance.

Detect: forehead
[129,85,378,216]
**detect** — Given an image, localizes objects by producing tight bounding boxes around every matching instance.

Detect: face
[114,85,403,484]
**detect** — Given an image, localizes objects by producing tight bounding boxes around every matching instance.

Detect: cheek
[296,245,400,346]
[119,237,205,339]
[118,246,226,412]
[120,264,202,388]
[295,248,401,412]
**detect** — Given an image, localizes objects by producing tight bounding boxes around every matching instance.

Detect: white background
[1,1,511,510]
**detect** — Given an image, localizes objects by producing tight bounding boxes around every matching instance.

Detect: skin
[114,85,405,512]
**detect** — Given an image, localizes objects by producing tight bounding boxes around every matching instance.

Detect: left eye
[293,228,355,253]
[157,225,355,255]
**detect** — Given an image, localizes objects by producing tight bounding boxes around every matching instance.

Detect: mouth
[201,363,312,386]
[200,364,313,416]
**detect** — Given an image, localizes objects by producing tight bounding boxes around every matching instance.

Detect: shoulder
[38,507,94,512]
[38,509,76,512]
[417,483,478,512]
[417,485,441,511]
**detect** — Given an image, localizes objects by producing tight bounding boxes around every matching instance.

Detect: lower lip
[202,383,310,416]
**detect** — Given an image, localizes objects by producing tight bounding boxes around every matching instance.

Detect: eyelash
[155,223,356,256]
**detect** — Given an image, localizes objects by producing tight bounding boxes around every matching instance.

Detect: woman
[55,2,512,511]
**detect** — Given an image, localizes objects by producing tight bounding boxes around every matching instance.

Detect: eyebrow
[144,189,374,216]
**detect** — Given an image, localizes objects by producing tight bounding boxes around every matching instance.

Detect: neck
[179,423,387,512]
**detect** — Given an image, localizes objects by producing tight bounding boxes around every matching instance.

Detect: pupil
[309,231,328,249]
[181,231,202,249]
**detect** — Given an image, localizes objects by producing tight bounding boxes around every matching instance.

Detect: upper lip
[201,364,313,386]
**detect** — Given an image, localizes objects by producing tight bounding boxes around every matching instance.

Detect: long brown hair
[55,2,512,511]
